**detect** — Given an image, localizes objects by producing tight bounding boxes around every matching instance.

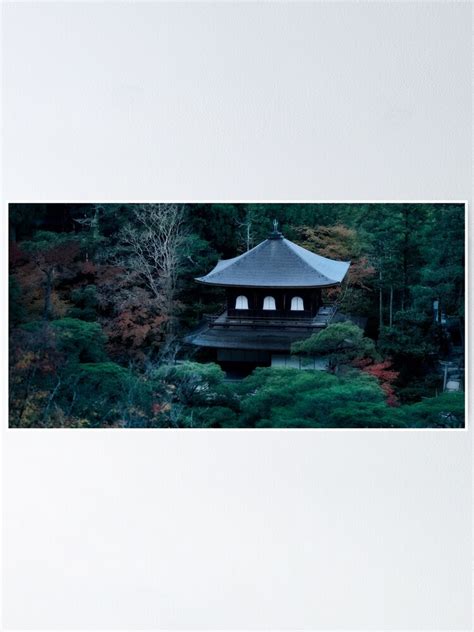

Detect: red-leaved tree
[353,357,400,407]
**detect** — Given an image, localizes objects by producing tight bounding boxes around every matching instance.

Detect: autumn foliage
[8,202,464,428]
[294,225,375,309]
[353,357,400,407]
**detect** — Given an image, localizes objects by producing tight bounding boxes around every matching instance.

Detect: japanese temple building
[185,222,351,374]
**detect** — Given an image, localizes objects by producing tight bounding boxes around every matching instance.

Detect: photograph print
[8,202,465,429]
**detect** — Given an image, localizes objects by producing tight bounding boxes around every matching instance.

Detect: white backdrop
[1,2,472,630]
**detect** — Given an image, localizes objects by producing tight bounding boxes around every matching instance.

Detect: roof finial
[268,218,283,239]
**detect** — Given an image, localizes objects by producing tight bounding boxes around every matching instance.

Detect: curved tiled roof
[195,235,350,288]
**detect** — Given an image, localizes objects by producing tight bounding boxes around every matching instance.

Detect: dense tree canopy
[291,322,378,373]
[9,202,465,428]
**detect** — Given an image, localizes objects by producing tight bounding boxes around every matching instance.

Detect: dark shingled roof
[185,324,318,352]
[196,234,350,288]
[184,313,368,352]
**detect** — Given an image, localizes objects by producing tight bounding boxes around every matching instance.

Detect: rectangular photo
[8,202,465,429]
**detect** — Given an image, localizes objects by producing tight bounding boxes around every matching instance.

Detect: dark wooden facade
[225,287,322,319]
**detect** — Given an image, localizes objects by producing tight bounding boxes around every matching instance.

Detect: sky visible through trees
[9,202,465,428]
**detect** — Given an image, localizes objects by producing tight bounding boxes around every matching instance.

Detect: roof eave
[194,278,345,289]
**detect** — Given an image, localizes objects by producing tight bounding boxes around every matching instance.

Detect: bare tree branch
[120,204,187,347]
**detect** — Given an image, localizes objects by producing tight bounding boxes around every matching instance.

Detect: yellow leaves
[14,351,37,370]
[50,292,73,318]
[297,225,355,260]
[11,390,49,426]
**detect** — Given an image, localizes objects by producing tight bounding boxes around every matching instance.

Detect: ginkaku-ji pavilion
[185,221,351,374]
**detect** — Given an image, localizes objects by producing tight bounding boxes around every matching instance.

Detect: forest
[9,202,465,429]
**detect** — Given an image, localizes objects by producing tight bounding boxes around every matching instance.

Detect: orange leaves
[12,230,172,363]
[92,269,169,358]
[105,304,167,357]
